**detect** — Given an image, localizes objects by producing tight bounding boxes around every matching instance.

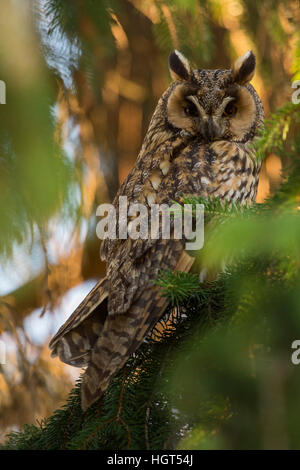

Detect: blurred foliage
[0,0,299,450]
[0,1,74,257]
[254,102,300,161]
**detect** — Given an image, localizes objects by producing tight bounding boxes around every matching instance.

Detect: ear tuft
[233,50,256,85]
[168,50,191,81]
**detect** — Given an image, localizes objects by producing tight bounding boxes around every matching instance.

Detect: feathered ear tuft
[168,50,191,81]
[233,50,256,85]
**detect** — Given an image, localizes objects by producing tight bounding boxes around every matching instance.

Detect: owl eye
[223,100,238,117]
[183,101,198,117]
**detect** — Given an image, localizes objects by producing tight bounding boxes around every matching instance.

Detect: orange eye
[223,101,237,117]
[184,102,198,117]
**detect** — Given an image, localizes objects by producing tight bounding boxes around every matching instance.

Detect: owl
[50,50,264,410]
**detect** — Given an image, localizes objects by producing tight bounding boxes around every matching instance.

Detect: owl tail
[49,278,109,367]
[81,286,168,411]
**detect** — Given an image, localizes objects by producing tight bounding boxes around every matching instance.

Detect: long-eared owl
[50,50,264,410]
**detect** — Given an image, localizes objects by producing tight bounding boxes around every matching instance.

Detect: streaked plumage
[50,50,264,410]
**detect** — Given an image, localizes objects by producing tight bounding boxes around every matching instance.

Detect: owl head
[162,50,264,144]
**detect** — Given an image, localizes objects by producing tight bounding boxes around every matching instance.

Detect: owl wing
[81,246,194,410]
[48,139,173,361]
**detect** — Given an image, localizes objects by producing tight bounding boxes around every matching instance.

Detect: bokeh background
[0,0,299,444]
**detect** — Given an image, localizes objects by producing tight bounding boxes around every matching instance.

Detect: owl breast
[163,139,260,205]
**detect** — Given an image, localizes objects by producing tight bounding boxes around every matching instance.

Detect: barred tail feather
[49,278,109,367]
[81,287,168,410]
[53,303,108,367]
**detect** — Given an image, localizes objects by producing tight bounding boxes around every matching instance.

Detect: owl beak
[205,116,215,140]
[200,116,221,142]
[186,95,222,141]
